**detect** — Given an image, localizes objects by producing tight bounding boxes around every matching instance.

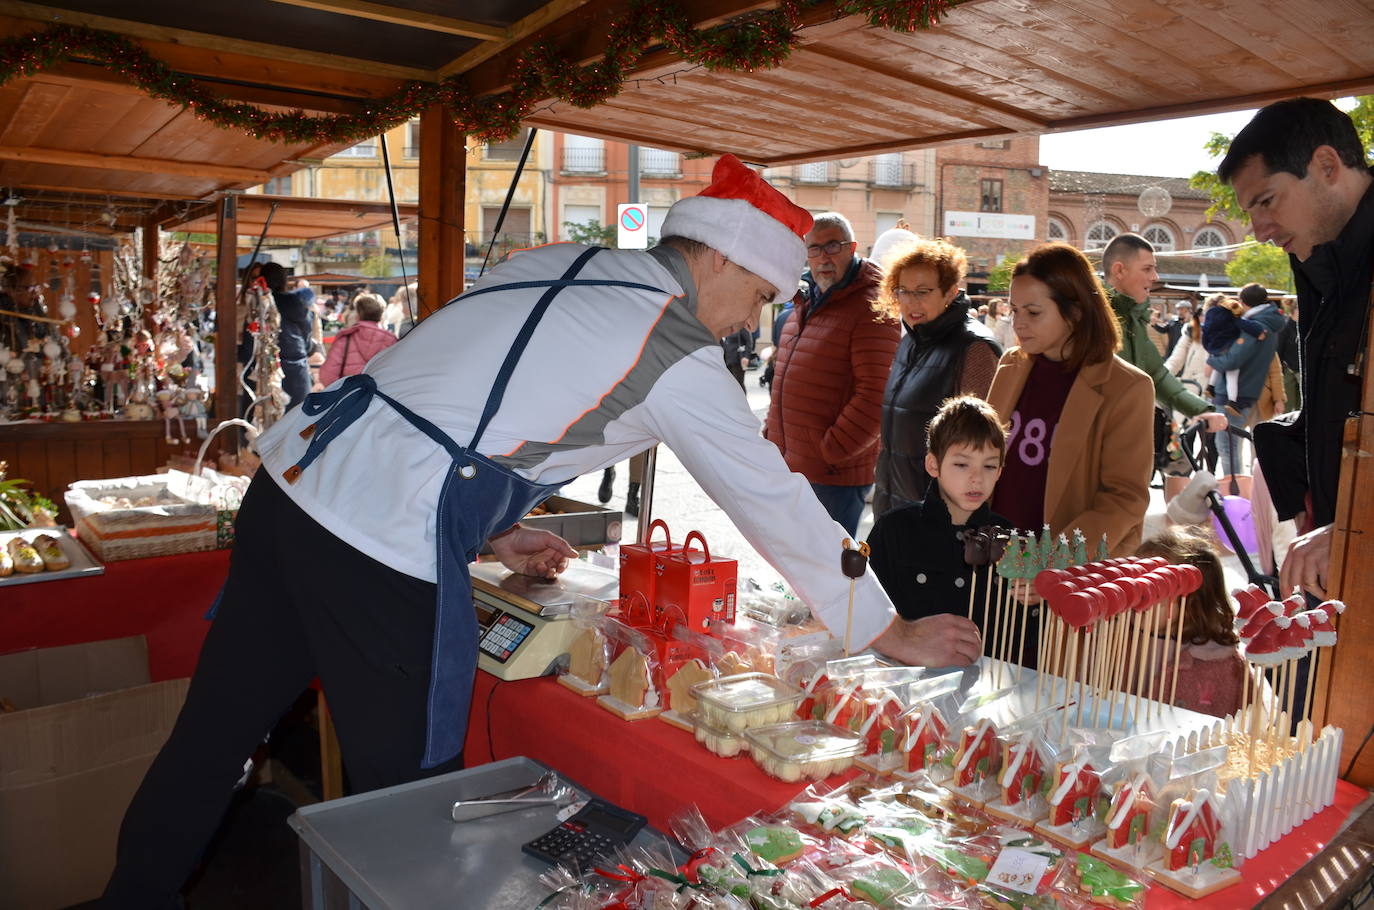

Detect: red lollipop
[1178,564,1203,596]
[1056,590,1098,628]
[1138,556,1168,570]
[1124,576,1154,612]
[1097,581,1129,618]
[1034,569,1072,600]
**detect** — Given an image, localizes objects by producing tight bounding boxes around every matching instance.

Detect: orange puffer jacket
[765,258,900,487]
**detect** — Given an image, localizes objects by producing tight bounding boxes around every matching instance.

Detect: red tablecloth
[0,547,228,681]
[465,673,1371,909]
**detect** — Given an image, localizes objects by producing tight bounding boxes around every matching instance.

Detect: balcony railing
[563,147,606,173]
[870,159,918,188]
[795,162,835,184]
[640,148,681,178]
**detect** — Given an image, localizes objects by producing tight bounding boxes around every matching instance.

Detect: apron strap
[464,246,605,455]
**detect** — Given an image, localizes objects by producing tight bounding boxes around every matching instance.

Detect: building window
[647,205,670,242]
[405,120,420,158]
[640,147,680,177]
[262,176,291,195]
[1193,227,1228,257]
[481,206,534,247]
[872,153,904,187]
[1046,216,1069,243]
[561,203,603,241]
[485,128,531,161]
[563,135,604,173]
[1143,223,1176,253]
[980,179,1003,213]
[334,139,378,158]
[797,162,832,183]
[1085,220,1119,250]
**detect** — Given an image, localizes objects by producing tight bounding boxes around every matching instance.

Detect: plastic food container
[693,717,748,758]
[744,721,864,782]
[692,673,804,733]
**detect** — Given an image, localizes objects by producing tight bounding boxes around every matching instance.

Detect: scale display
[470,560,619,681]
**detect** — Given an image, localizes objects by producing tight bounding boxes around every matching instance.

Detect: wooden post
[1314,320,1374,784]
[141,216,160,293]
[417,103,467,319]
[214,195,238,433]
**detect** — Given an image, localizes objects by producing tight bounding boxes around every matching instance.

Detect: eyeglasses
[894,286,940,301]
[806,240,855,257]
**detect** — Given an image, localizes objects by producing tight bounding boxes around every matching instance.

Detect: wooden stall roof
[0,0,1368,176]
[162,195,420,241]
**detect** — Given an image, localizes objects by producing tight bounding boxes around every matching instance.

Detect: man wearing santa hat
[101,155,982,909]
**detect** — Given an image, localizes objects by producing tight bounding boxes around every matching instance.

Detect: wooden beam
[1048,75,1374,133]
[142,215,159,289]
[0,146,274,182]
[0,1,436,82]
[214,196,238,438]
[417,103,465,319]
[267,0,506,41]
[438,0,593,78]
[0,181,206,201]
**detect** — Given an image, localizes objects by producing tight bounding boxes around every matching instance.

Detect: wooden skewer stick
[980,565,995,668]
[1110,613,1127,729]
[1035,598,1048,711]
[966,561,980,621]
[1060,628,1079,744]
[1303,648,1321,737]
[1077,627,1093,726]
[1017,582,1031,687]
[1169,594,1187,710]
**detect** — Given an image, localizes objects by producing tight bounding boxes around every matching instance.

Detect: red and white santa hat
[661,154,812,301]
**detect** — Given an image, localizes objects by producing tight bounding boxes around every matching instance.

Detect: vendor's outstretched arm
[631,351,980,665]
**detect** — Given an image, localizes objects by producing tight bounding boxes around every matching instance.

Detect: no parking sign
[617,203,648,249]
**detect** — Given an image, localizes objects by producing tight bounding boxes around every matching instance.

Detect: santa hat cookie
[660,154,812,301]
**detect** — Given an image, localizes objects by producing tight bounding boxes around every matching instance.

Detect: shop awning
[162,195,419,241]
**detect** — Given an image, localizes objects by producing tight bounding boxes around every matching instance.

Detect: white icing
[955,719,994,773]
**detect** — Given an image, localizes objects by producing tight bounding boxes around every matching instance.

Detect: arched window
[1085,220,1118,250]
[1047,217,1069,243]
[1193,227,1227,258]
[1143,223,1176,252]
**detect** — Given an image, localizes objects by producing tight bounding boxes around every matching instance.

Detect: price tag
[986,847,1051,895]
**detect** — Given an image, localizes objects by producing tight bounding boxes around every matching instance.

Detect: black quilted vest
[873,293,999,519]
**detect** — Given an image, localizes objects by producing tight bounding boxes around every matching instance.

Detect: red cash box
[654,530,737,633]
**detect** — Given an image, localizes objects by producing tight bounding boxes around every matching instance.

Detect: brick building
[933,136,1048,288]
[1048,170,1247,280]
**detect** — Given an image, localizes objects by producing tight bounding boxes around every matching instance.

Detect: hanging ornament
[87,291,101,305]
[63,322,80,339]
[4,205,15,256]
[42,338,61,360]
[57,296,77,320]
[0,346,10,367]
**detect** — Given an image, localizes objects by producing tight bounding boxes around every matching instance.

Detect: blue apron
[283,247,667,767]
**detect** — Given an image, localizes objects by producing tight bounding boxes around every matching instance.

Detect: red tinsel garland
[0,0,957,145]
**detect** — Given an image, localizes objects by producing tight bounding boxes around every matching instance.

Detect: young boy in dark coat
[868,395,1012,621]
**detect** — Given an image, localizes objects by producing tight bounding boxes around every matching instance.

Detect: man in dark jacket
[1203,283,1286,477]
[1220,97,1373,598]
[765,212,900,536]
[259,262,314,409]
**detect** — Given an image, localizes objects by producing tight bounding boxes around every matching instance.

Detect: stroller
[1174,421,1280,598]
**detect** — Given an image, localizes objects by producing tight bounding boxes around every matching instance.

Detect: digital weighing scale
[470,560,620,681]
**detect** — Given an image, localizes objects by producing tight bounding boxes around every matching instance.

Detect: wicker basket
[65,475,217,561]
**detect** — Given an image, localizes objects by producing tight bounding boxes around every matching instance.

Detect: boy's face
[925,442,1003,521]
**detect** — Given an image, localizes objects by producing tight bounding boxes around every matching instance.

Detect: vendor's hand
[489,527,577,580]
[871,613,982,669]
[1280,523,1333,600]
[1193,412,1230,433]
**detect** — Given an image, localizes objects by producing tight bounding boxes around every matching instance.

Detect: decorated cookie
[744,825,805,866]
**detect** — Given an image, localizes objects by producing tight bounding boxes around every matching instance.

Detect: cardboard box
[0,637,188,910]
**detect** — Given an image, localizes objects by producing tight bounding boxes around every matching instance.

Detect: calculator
[521,798,647,869]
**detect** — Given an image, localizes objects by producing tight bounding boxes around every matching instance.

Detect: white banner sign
[943,211,1036,240]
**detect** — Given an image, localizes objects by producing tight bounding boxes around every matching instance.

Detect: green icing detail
[1075,852,1144,901]
[745,826,803,863]
[852,867,910,905]
[929,846,990,882]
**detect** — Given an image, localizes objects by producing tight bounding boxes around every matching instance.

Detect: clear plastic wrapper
[694,716,749,758]
[983,730,1056,828]
[559,611,612,695]
[711,616,789,676]
[746,720,865,782]
[1088,759,1163,873]
[694,672,804,732]
[1072,852,1146,909]
[595,617,665,719]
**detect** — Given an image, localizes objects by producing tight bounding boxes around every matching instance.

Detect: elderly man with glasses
[764,211,900,536]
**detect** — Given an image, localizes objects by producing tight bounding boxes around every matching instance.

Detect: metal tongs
[450,770,578,823]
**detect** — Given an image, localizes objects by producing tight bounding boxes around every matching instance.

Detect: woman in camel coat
[986,243,1155,556]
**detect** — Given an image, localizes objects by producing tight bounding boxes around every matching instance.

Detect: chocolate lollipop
[841,538,871,656]
[959,526,993,566]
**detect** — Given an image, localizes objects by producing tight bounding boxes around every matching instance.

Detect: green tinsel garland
[0,0,957,146]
